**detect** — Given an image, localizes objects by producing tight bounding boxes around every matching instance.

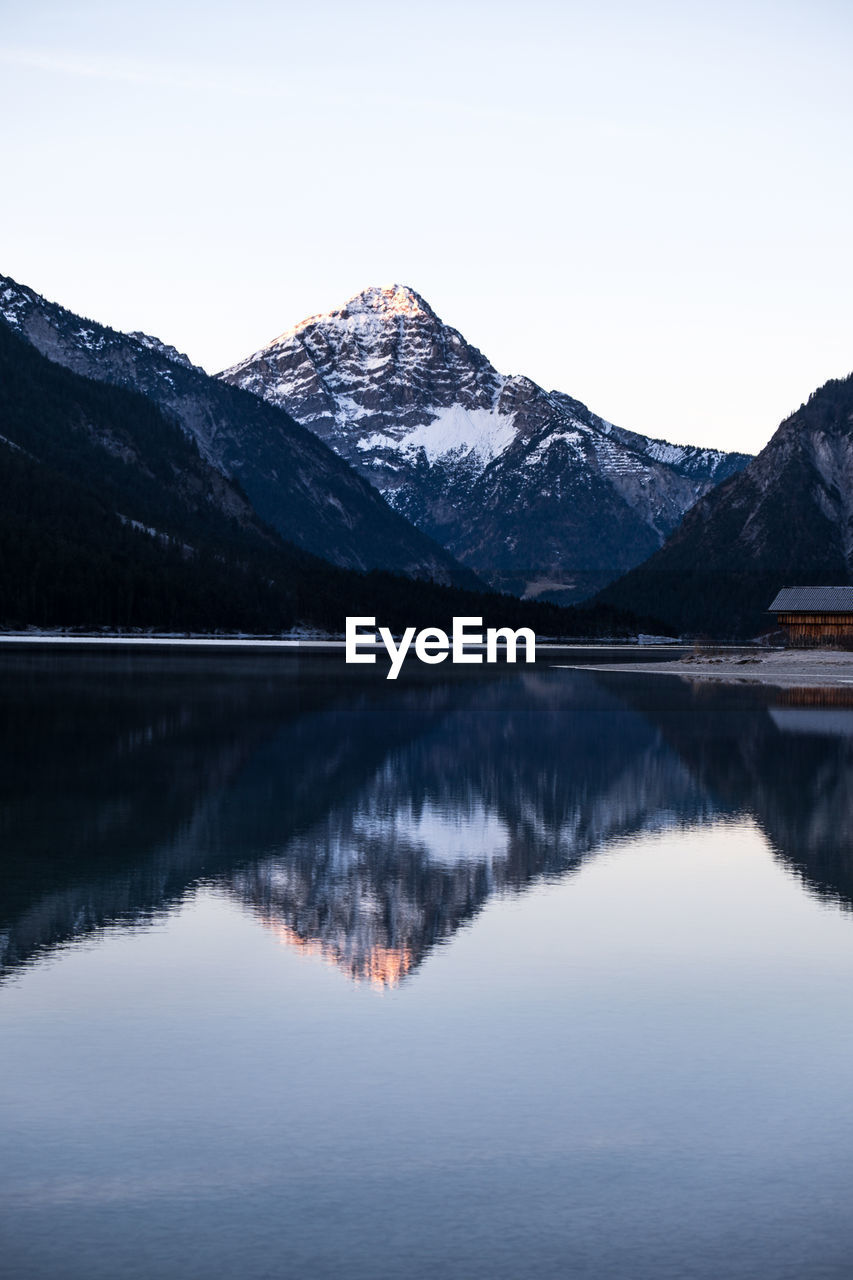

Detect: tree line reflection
[2,652,852,986]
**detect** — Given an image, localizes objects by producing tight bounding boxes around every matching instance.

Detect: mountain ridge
[1,286,652,637]
[596,371,853,637]
[0,273,477,587]
[220,284,751,601]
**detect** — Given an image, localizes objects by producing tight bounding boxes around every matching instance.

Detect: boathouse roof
[769,586,853,613]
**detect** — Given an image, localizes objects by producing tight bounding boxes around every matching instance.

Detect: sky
[1,0,852,454]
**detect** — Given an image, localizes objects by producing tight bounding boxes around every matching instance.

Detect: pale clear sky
[2,0,852,453]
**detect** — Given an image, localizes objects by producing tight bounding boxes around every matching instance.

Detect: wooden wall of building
[776,612,853,646]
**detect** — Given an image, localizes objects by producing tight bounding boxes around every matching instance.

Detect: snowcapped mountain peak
[221,284,504,451]
[220,288,751,601]
[343,284,434,320]
[265,284,437,352]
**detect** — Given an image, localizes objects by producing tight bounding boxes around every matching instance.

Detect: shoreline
[561,649,853,688]
[10,634,852,688]
[0,633,691,660]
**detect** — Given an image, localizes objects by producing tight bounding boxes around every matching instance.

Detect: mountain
[220,285,750,601]
[0,317,634,636]
[0,318,319,631]
[596,372,853,638]
[0,273,475,587]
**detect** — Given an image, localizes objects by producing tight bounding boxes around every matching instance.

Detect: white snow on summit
[270,284,433,349]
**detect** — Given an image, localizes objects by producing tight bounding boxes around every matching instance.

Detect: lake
[2,649,853,1279]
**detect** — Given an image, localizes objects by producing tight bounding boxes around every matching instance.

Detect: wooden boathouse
[769,586,853,646]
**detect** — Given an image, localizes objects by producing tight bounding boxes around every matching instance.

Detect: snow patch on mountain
[127,332,201,372]
[0,283,30,329]
[0,432,32,458]
[524,428,587,467]
[360,405,518,466]
[73,326,107,353]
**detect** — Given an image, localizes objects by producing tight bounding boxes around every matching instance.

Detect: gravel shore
[570,649,853,688]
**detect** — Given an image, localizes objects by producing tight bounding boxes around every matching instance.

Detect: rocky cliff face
[0,274,475,585]
[597,373,853,637]
[221,285,749,600]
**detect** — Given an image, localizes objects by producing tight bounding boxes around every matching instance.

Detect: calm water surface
[2,651,853,1279]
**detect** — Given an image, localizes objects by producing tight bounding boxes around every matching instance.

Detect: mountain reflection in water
[2,651,853,987]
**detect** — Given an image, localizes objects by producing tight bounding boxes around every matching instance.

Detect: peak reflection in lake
[6,651,853,1280]
[3,651,853,987]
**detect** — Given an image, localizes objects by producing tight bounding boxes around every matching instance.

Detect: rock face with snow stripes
[220,286,750,600]
[0,274,475,586]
